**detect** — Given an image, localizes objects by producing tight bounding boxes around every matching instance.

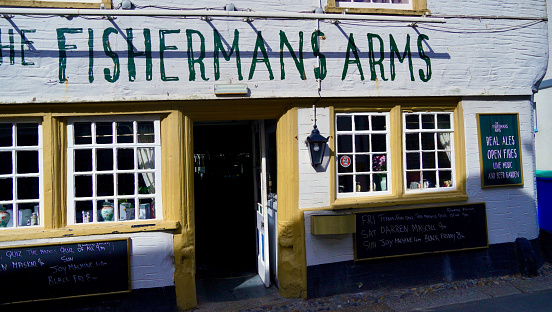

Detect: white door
[253,121,270,287]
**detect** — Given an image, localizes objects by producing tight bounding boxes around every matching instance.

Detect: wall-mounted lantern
[306,105,328,167]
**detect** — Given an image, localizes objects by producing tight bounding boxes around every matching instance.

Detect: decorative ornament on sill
[101,201,114,222]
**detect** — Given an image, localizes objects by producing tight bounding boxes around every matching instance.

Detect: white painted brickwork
[0,233,175,289]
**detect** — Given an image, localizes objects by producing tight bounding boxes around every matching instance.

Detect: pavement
[191,262,552,312]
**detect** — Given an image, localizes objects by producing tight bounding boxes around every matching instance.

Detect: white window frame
[335,112,391,198]
[334,0,412,11]
[67,115,162,225]
[0,120,44,229]
[403,111,455,193]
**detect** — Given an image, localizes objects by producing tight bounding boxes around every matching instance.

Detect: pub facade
[0,0,547,310]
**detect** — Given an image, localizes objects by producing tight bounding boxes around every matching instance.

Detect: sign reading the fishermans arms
[477,113,523,188]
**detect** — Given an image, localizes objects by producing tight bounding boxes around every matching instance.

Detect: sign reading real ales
[477,114,523,187]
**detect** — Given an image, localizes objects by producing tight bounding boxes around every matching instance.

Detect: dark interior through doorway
[194,121,257,279]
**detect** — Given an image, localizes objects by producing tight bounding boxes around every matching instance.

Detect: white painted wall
[0,232,175,289]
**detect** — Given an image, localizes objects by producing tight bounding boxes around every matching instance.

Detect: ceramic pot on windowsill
[101,201,114,222]
[0,206,9,227]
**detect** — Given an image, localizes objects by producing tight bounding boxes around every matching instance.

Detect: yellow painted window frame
[329,99,467,210]
[0,0,111,9]
[325,0,429,16]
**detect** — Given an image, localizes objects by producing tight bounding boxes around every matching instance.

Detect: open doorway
[194,120,277,303]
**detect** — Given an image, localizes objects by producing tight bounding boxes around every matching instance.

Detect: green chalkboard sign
[477,113,523,187]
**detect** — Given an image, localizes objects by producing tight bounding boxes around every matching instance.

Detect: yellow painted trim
[162,111,197,311]
[0,220,180,242]
[325,0,429,15]
[0,0,112,9]
[277,107,307,299]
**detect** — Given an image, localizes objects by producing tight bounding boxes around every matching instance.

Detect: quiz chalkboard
[477,113,523,187]
[355,203,488,261]
[0,238,130,304]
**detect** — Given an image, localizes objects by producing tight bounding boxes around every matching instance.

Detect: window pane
[374,173,387,191]
[405,115,419,129]
[437,114,451,129]
[16,151,38,174]
[18,203,38,226]
[372,116,386,131]
[75,175,92,197]
[0,204,13,227]
[337,135,353,153]
[422,152,435,169]
[338,155,354,173]
[355,175,370,192]
[422,171,436,189]
[96,122,113,144]
[406,152,420,170]
[118,149,134,170]
[356,155,370,172]
[74,122,92,145]
[74,150,92,172]
[76,201,93,223]
[337,116,352,131]
[407,171,421,189]
[421,133,435,150]
[0,152,12,174]
[138,122,155,143]
[119,201,135,221]
[437,133,451,150]
[117,122,134,143]
[338,175,353,193]
[139,198,155,219]
[422,115,435,129]
[118,173,135,195]
[355,135,370,153]
[371,134,386,152]
[0,178,13,200]
[354,116,369,130]
[372,154,386,172]
[440,171,453,187]
[98,200,115,222]
[96,149,113,171]
[138,148,155,169]
[438,152,452,168]
[139,173,155,194]
[0,124,12,147]
[405,133,419,150]
[97,174,114,196]
[17,177,38,199]
[17,123,38,146]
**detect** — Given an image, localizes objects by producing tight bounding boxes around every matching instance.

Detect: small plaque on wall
[477,113,523,188]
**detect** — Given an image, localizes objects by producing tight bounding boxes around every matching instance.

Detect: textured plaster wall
[0,232,175,289]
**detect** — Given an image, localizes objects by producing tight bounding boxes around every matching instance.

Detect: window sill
[329,191,468,210]
[324,6,430,16]
[0,220,180,242]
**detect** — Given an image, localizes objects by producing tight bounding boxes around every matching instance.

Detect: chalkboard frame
[354,203,489,261]
[0,238,131,304]
[477,113,524,188]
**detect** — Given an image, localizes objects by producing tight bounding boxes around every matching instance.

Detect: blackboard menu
[355,203,488,261]
[0,238,130,304]
[477,113,523,187]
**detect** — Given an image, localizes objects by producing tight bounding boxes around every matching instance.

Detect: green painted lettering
[342,33,364,80]
[213,29,242,81]
[279,31,305,80]
[88,28,93,83]
[367,33,387,81]
[417,34,431,82]
[126,28,145,82]
[103,27,120,83]
[159,29,180,81]
[311,30,326,80]
[57,28,83,83]
[186,29,209,81]
[389,34,414,81]
[249,31,274,80]
[20,29,35,66]
[144,29,152,81]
